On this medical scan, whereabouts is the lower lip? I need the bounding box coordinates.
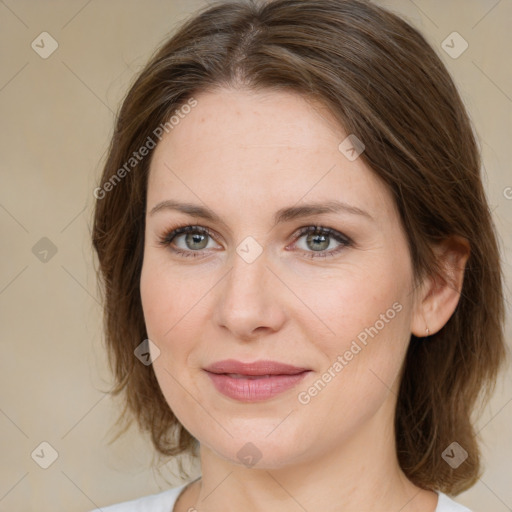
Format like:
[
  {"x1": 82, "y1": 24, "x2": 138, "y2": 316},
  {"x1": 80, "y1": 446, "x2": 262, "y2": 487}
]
[{"x1": 205, "y1": 371, "x2": 310, "y2": 402}]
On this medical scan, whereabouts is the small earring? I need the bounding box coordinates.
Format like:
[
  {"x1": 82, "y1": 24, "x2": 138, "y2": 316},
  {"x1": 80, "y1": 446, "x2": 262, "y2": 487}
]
[{"x1": 425, "y1": 327, "x2": 430, "y2": 337}]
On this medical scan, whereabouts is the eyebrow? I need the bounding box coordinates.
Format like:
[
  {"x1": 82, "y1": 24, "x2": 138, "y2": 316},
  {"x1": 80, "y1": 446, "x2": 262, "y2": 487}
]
[{"x1": 149, "y1": 199, "x2": 373, "y2": 226}]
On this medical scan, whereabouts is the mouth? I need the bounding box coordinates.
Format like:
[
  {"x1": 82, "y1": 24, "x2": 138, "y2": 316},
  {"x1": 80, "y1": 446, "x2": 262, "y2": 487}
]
[
  {"x1": 204, "y1": 359, "x2": 310, "y2": 376},
  {"x1": 223, "y1": 373, "x2": 279, "y2": 379},
  {"x1": 203, "y1": 359, "x2": 311, "y2": 402}
]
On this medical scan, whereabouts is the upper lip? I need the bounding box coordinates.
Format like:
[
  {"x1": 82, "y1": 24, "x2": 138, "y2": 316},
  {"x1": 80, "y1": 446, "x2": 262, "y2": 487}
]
[{"x1": 204, "y1": 359, "x2": 310, "y2": 376}]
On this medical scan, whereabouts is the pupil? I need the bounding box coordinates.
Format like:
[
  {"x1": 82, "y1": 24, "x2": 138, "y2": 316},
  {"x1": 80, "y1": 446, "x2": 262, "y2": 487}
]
[
  {"x1": 307, "y1": 233, "x2": 329, "y2": 251},
  {"x1": 186, "y1": 232, "x2": 208, "y2": 250}
]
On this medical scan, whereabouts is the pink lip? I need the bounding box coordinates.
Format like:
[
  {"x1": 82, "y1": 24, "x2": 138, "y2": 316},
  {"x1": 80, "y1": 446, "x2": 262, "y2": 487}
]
[{"x1": 203, "y1": 359, "x2": 311, "y2": 402}]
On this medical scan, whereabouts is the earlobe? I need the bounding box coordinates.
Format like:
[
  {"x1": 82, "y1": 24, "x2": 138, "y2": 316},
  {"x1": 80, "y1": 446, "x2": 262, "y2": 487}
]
[{"x1": 410, "y1": 236, "x2": 470, "y2": 338}]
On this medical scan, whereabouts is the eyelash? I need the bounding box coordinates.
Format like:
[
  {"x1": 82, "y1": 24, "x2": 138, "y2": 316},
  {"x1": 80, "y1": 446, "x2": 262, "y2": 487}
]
[{"x1": 157, "y1": 224, "x2": 353, "y2": 260}]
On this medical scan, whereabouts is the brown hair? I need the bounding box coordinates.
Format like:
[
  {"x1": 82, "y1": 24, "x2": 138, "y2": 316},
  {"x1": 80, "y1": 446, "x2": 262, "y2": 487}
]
[{"x1": 92, "y1": 0, "x2": 507, "y2": 494}]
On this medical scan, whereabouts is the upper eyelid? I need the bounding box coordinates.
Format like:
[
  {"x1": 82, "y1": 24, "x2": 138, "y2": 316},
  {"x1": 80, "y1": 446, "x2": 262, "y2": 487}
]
[{"x1": 167, "y1": 225, "x2": 220, "y2": 241}]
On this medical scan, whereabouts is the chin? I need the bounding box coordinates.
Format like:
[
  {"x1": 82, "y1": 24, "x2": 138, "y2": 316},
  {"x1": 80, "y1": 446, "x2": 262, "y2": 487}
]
[{"x1": 200, "y1": 423, "x2": 314, "y2": 470}]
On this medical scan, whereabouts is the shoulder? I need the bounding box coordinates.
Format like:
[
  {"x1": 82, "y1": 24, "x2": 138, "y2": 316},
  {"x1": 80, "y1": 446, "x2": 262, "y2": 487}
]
[
  {"x1": 436, "y1": 492, "x2": 473, "y2": 512},
  {"x1": 87, "y1": 482, "x2": 188, "y2": 512}
]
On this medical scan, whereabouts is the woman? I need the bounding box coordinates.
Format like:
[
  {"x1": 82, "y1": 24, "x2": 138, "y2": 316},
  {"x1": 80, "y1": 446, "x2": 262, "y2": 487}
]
[{"x1": 90, "y1": 0, "x2": 507, "y2": 510}]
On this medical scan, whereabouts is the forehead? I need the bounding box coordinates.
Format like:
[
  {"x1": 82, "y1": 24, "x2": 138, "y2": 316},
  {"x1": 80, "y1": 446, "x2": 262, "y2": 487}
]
[
  {"x1": 147, "y1": 87, "x2": 396, "y2": 226},
  {"x1": 152, "y1": 87, "x2": 344, "y2": 168}
]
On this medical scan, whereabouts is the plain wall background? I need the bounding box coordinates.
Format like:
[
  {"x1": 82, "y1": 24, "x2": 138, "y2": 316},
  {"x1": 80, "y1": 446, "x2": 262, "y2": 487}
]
[{"x1": 1, "y1": 1, "x2": 511, "y2": 510}]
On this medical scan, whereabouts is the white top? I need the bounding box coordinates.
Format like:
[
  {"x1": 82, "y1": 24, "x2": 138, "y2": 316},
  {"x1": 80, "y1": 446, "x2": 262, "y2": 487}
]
[{"x1": 89, "y1": 481, "x2": 473, "y2": 512}]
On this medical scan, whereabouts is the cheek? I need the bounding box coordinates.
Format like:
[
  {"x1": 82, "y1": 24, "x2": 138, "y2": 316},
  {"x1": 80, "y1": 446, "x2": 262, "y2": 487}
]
[
  {"x1": 294, "y1": 312, "x2": 410, "y2": 452},
  {"x1": 294, "y1": 257, "x2": 412, "y2": 410},
  {"x1": 140, "y1": 261, "x2": 205, "y2": 433},
  {"x1": 140, "y1": 256, "x2": 214, "y2": 396},
  {"x1": 297, "y1": 257, "x2": 408, "y2": 351},
  {"x1": 140, "y1": 270, "x2": 168, "y2": 345},
  {"x1": 140, "y1": 253, "x2": 207, "y2": 342}
]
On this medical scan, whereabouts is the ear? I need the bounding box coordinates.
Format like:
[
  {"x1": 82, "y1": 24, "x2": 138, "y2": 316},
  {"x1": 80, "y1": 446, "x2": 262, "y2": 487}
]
[{"x1": 410, "y1": 235, "x2": 470, "y2": 338}]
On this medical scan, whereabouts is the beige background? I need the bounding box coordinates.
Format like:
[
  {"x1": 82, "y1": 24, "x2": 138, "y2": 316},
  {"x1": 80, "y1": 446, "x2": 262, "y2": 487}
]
[{"x1": 0, "y1": 1, "x2": 511, "y2": 510}]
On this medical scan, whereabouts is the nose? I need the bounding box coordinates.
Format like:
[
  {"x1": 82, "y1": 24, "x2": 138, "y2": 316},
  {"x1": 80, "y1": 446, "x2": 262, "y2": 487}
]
[{"x1": 212, "y1": 247, "x2": 287, "y2": 341}]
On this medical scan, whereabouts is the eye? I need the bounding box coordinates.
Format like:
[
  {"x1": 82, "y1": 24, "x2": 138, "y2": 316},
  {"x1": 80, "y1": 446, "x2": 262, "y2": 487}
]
[
  {"x1": 290, "y1": 226, "x2": 352, "y2": 259},
  {"x1": 158, "y1": 225, "x2": 220, "y2": 258},
  {"x1": 158, "y1": 224, "x2": 352, "y2": 259}
]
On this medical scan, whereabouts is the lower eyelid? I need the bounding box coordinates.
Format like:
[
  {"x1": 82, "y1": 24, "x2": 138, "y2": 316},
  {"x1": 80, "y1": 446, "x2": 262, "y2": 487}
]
[{"x1": 290, "y1": 238, "x2": 349, "y2": 258}]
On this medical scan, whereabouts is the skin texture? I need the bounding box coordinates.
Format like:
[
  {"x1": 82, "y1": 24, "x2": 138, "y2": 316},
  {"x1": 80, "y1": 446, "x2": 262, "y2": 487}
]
[{"x1": 140, "y1": 88, "x2": 469, "y2": 512}]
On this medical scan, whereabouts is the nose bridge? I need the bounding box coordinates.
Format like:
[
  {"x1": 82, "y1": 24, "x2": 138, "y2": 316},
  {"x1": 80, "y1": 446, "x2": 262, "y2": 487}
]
[
  {"x1": 213, "y1": 243, "x2": 285, "y2": 337},
  {"x1": 224, "y1": 246, "x2": 270, "y2": 307}
]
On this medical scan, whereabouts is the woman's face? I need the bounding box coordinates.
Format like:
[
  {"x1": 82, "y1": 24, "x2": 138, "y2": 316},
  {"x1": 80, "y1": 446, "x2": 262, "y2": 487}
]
[{"x1": 141, "y1": 87, "x2": 421, "y2": 468}]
